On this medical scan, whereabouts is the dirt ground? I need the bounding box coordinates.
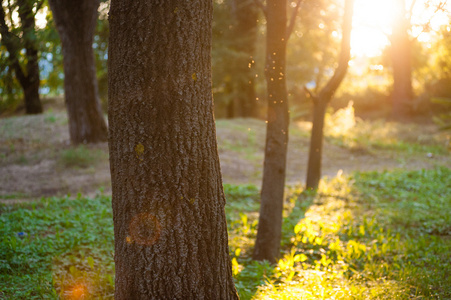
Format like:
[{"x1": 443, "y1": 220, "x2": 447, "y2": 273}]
[{"x1": 1, "y1": 106, "x2": 450, "y2": 203}]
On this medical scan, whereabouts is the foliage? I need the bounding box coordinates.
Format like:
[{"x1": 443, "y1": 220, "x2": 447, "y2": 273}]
[
  {"x1": 0, "y1": 0, "x2": 44, "y2": 113},
  {"x1": 431, "y1": 97, "x2": 451, "y2": 130},
  {"x1": 0, "y1": 194, "x2": 114, "y2": 299},
  {"x1": 321, "y1": 101, "x2": 449, "y2": 155}
]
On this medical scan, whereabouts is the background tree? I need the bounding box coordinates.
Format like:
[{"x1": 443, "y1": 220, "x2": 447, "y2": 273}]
[
  {"x1": 229, "y1": 0, "x2": 259, "y2": 118},
  {"x1": 212, "y1": 0, "x2": 263, "y2": 118},
  {"x1": 108, "y1": 0, "x2": 239, "y2": 298},
  {"x1": 253, "y1": 0, "x2": 301, "y2": 263},
  {"x1": 305, "y1": 0, "x2": 354, "y2": 190},
  {"x1": 389, "y1": 0, "x2": 449, "y2": 119},
  {"x1": 0, "y1": 0, "x2": 43, "y2": 114},
  {"x1": 48, "y1": 0, "x2": 107, "y2": 144},
  {"x1": 390, "y1": 0, "x2": 413, "y2": 118}
]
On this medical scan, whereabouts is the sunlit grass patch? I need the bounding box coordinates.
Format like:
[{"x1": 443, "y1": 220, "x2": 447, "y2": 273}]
[
  {"x1": 225, "y1": 184, "x2": 260, "y2": 258},
  {"x1": 248, "y1": 167, "x2": 451, "y2": 299},
  {"x1": 322, "y1": 102, "x2": 449, "y2": 155}
]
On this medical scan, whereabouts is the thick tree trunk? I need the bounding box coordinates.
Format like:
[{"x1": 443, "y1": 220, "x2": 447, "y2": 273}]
[
  {"x1": 253, "y1": 0, "x2": 289, "y2": 263},
  {"x1": 108, "y1": 1, "x2": 238, "y2": 298},
  {"x1": 305, "y1": 99, "x2": 327, "y2": 190},
  {"x1": 231, "y1": 0, "x2": 258, "y2": 118},
  {"x1": 49, "y1": 0, "x2": 107, "y2": 144},
  {"x1": 0, "y1": 0, "x2": 43, "y2": 114},
  {"x1": 391, "y1": 0, "x2": 413, "y2": 119}
]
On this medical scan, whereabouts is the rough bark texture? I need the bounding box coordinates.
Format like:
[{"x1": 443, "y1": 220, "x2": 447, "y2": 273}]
[
  {"x1": 49, "y1": 0, "x2": 107, "y2": 144},
  {"x1": 305, "y1": 99, "x2": 327, "y2": 190},
  {"x1": 390, "y1": 0, "x2": 413, "y2": 119},
  {"x1": 230, "y1": 0, "x2": 258, "y2": 118},
  {"x1": 253, "y1": 0, "x2": 289, "y2": 263},
  {"x1": 305, "y1": 0, "x2": 354, "y2": 190},
  {"x1": 108, "y1": 1, "x2": 239, "y2": 299},
  {"x1": 0, "y1": 0, "x2": 43, "y2": 114}
]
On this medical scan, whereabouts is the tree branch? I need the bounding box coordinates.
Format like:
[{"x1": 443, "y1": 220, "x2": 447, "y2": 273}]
[
  {"x1": 319, "y1": 0, "x2": 354, "y2": 100},
  {"x1": 304, "y1": 86, "x2": 318, "y2": 103},
  {"x1": 407, "y1": 0, "x2": 417, "y2": 22},
  {"x1": 35, "y1": 0, "x2": 45, "y2": 12},
  {"x1": 286, "y1": 0, "x2": 303, "y2": 40},
  {"x1": 253, "y1": 0, "x2": 267, "y2": 18},
  {"x1": 411, "y1": 1, "x2": 448, "y2": 40},
  {"x1": 0, "y1": 4, "x2": 27, "y2": 86}
]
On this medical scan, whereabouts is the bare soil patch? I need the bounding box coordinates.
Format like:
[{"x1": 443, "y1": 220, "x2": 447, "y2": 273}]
[{"x1": 1, "y1": 112, "x2": 450, "y2": 203}]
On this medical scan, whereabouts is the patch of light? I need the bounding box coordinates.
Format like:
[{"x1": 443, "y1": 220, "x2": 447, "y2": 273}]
[
  {"x1": 351, "y1": 0, "x2": 451, "y2": 58},
  {"x1": 351, "y1": 27, "x2": 389, "y2": 57},
  {"x1": 35, "y1": 6, "x2": 48, "y2": 29}
]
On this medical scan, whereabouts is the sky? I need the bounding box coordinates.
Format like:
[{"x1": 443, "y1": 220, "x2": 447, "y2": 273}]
[{"x1": 351, "y1": 0, "x2": 450, "y2": 57}]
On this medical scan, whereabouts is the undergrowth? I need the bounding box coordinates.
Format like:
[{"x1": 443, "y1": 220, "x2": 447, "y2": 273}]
[{"x1": 1, "y1": 167, "x2": 450, "y2": 299}]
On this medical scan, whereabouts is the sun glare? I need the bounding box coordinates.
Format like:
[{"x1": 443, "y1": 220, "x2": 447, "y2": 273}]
[{"x1": 350, "y1": 0, "x2": 451, "y2": 57}]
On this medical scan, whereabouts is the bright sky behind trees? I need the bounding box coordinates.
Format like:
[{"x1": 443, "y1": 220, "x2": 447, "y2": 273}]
[{"x1": 351, "y1": 0, "x2": 450, "y2": 57}]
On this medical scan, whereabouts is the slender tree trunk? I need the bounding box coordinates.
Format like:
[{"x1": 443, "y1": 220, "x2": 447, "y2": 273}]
[
  {"x1": 18, "y1": 0, "x2": 42, "y2": 114},
  {"x1": 108, "y1": 1, "x2": 238, "y2": 298},
  {"x1": 231, "y1": 0, "x2": 258, "y2": 118},
  {"x1": 49, "y1": 0, "x2": 107, "y2": 144},
  {"x1": 390, "y1": 0, "x2": 413, "y2": 119},
  {"x1": 0, "y1": 0, "x2": 43, "y2": 114},
  {"x1": 305, "y1": 98, "x2": 327, "y2": 190},
  {"x1": 253, "y1": 0, "x2": 289, "y2": 263},
  {"x1": 305, "y1": 0, "x2": 354, "y2": 190},
  {"x1": 22, "y1": 68, "x2": 41, "y2": 114}
]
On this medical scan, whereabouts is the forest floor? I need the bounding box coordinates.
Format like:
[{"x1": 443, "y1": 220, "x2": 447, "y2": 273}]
[
  {"x1": 0, "y1": 101, "x2": 450, "y2": 203},
  {"x1": 1, "y1": 102, "x2": 451, "y2": 299}
]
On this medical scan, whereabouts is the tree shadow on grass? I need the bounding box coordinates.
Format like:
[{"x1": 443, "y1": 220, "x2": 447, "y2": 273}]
[{"x1": 233, "y1": 188, "x2": 316, "y2": 300}]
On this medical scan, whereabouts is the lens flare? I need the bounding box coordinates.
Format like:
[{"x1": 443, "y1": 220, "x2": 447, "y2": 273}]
[{"x1": 128, "y1": 213, "x2": 161, "y2": 246}]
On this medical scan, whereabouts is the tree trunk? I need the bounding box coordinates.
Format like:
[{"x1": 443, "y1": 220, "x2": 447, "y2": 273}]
[
  {"x1": 22, "y1": 68, "x2": 42, "y2": 114},
  {"x1": 49, "y1": 0, "x2": 107, "y2": 144},
  {"x1": 305, "y1": 0, "x2": 354, "y2": 190},
  {"x1": 305, "y1": 99, "x2": 327, "y2": 190},
  {"x1": 18, "y1": 0, "x2": 42, "y2": 114},
  {"x1": 231, "y1": 0, "x2": 258, "y2": 118},
  {"x1": 253, "y1": 0, "x2": 289, "y2": 263},
  {"x1": 0, "y1": 0, "x2": 43, "y2": 114},
  {"x1": 390, "y1": 0, "x2": 413, "y2": 119},
  {"x1": 108, "y1": 1, "x2": 239, "y2": 298}
]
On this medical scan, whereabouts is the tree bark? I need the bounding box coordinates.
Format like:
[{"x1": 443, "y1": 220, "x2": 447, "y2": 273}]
[
  {"x1": 108, "y1": 1, "x2": 238, "y2": 299},
  {"x1": 49, "y1": 0, "x2": 107, "y2": 144},
  {"x1": 17, "y1": 0, "x2": 42, "y2": 114},
  {"x1": 390, "y1": 0, "x2": 413, "y2": 119},
  {"x1": 231, "y1": 0, "x2": 258, "y2": 118},
  {"x1": 253, "y1": 0, "x2": 289, "y2": 263},
  {"x1": 305, "y1": 0, "x2": 354, "y2": 190},
  {"x1": 305, "y1": 98, "x2": 327, "y2": 190},
  {"x1": 0, "y1": 0, "x2": 43, "y2": 114}
]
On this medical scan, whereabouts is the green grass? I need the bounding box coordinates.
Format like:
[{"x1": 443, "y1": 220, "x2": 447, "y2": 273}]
[
  {"x1": 58, "y1": 145, "x2": 106, "y2": 169},
  {"x1": 1, "y1": 168, "x2": 450, "y2": 299},
  {"x1": 0, "y1": 194, "x2": 114, "y2": 299}
]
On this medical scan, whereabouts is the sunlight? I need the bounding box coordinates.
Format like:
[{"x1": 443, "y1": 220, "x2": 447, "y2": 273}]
[
  {"x1": 351, "y1": 0, "x2": 451, "y2": 57},
  {"x1": 35, "y1": 6, "x2": 48, "y2": 29},
  {"x1": 64, "y1": 282, "x2": 88, "y2": 300},
  {"x1": 325, "y1": 101, "x2": 356, "y2": 139},
  {"x1": 351, "y1": 0, "x2": 397, "y2": 57}
]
